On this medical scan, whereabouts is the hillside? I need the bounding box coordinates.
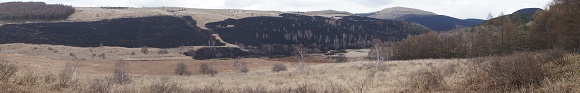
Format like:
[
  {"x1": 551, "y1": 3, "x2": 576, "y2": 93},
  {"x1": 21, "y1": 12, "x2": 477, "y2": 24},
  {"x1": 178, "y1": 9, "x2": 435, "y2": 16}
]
[
  {"x1": 403, "y1": 15, "x2": 483, "y2": 31},
  {"x1": 0, "y1": 16, "x2": 223, "y2": 48},
  {"x1": 0, "y1": 6, "x2": 432, "y2": 58},
  {"x1": 207, "y1": 13, "x2": 431, "y2": 55},
  {"x1": 482, "y1": 8, "x2": 544, "y2": 28}
]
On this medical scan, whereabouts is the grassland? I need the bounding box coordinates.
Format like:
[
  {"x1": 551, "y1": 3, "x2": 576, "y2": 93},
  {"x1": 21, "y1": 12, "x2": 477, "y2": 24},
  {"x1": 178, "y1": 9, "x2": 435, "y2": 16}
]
[{"x1": 0, "y1": 44, "x2": 578, "y2": 93}]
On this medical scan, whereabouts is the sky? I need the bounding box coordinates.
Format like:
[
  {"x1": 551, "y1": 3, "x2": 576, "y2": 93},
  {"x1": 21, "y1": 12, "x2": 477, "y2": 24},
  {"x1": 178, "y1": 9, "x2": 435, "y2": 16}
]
[{"x1": 1, "y1": 0, "x2": 552, "y2": 19}]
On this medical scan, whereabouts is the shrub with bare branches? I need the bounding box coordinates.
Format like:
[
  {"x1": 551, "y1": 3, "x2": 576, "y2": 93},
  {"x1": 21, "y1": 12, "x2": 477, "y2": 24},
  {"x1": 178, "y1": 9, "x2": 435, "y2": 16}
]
[
  {"x1": 233, "y1": 58, "x2": 249, "y2": 73},
  {"x1": 113, "y1": 61, "x2": 131, "y2": 84},
  {"x1": 462, "y1": 49, "x2": 568, "y2": 91},
  {"x1": 145, "y1": 78, "x2": 186, "y2": 93},
  {"x1": 199, "y1": 63, "x2": 218, "y2": 76},
  {"x1": 0, "y1": 61, "x2": 17, "y2": 82},
  {"x1": 58, "y1": 61, "x2": 78, "y2": 88},
  {"x1": 175, "y1": 63, "x2": 191, "y2": 76},
  {"x1": 141, "y1": 46, "x2": 149, "y2": 54},
  {"x1": 86, "y1": 79, "x2": 113, "y2": 93},
  {"x1": 271, "y1": 64, "x2": 287, "y2": 73}
]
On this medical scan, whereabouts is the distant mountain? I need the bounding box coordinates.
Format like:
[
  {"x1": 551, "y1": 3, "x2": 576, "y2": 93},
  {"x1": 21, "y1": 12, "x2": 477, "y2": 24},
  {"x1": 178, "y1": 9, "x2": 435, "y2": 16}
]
[
  {"x1": 359, "y1": 7, "x2": 484, "y2": 31},
  {"x1": 359, "y1": 7, "x2": 437, "y2": 20}
]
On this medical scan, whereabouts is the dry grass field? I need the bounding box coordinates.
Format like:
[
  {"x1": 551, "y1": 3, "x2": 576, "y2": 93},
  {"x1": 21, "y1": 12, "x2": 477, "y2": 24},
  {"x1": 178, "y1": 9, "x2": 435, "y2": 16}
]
[{"x1": 0, "y1": 43, "x2": 578, "y2": 93}]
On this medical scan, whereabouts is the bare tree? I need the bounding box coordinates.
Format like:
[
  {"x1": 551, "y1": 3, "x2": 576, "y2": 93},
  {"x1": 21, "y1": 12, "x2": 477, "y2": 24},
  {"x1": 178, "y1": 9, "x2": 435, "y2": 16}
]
[
  {"x1": 233, "y1": 57, "x2": 249, "y2": 74},
  {"x1": 199, "y1": 63, "x2": 210, "y2": 74},
  {"x1": 175, "y1": 63, "x2": 191, "y2": 76},
  {"x1": 370, "y1": 38, "x2": 385, "y2": 69},
  {"x1": 59, "y1": 61, "x2": 78, "y2": 87},
  {"x1": 113, "y1": 61, "x2": 131, "y2": 84},
  {"x1": 293, "y1": 44, "x2": 308, "y2": 76}
]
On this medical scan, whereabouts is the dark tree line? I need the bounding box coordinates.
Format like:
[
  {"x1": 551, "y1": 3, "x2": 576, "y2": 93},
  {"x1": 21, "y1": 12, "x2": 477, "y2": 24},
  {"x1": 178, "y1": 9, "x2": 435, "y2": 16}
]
[{"x1": 0, "y1": 2, "x2": 75, "y2": 21}]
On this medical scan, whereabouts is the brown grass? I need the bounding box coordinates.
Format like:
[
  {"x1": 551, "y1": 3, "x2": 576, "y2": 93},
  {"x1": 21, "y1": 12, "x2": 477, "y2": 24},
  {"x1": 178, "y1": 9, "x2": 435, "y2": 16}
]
[{"x1": 0, "y1": 44, "x2": 578, "y2": 93}]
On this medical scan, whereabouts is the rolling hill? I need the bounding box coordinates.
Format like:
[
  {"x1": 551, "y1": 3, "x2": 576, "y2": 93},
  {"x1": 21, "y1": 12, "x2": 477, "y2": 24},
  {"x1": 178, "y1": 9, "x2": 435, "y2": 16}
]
[{"x1": 359, "y1": 7, "x2": 485, "y2": 31}]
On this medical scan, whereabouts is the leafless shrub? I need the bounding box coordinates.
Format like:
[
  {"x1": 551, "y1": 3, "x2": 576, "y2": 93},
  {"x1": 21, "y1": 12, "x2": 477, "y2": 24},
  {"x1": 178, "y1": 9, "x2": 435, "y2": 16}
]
[
  {"x1": 158, "y1": 49, "x2": 169, "y2": 54},
  {"x1": 234, "y1": 58, "x2": 249, "y2": 73},
  {"x1": 239, "y1": 84, "x2": 267, "y2": 93},
  {"x1": 99, "y1": 53, "x2": 106, "y2": 59},
  {"x1": 462, "y1": 49, "x2": 568, "y2": 91},
  {"x1": 174, "y1": 63, "x2": 191, "y2": 76},
  {"x1": 199, "y1": 63, "x2": 218, "y2": 76},
  {"x1": 13, "y1": 72, "x2": 44, "y2": 86},
  {"x1": 349, "y1": 70, "x2": 375, "y2": 93},
  {"x1": 294, "y1": 82, "x2": 317, "y2": 93},
  {"x1": 113, "y1": 61, "x2": 131, "y2": 84},
  {"x1": 145, "y1": 78, "x2": 185, "y2": 93},
  {"x1": 325, "y1": 79, "x2": 349, "y2": 93},
  {"x1": 191, "y1": 81, "x2": 226, "y2": 93},
  {"x1": 141, "y1": 46, "x2": 149, "y2": 54},
  {"x1": 86, "y1": 79, "x2": 113, "y2": 93},
  {"x1": 58, "y1": 61, "x2": 78, "y2": 88},
  {"x1": 0, "y1": 61, "x2": 18, "y2": 82},
  {"x1": 271, "y1": 64, "x2": 287, "y2": 73},
  {"x1": 406, "y1": 69, "x2": 447, "y2": 92},
  {"x1": 199, "y1": 63, "x2": 209, "y2": 74}
]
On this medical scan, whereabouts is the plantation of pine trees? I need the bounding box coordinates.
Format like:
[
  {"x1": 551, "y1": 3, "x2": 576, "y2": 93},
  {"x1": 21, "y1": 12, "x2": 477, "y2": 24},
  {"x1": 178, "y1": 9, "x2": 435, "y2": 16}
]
[{"x1": 0, "y1": 2, "x2": 75, "y2": 21}]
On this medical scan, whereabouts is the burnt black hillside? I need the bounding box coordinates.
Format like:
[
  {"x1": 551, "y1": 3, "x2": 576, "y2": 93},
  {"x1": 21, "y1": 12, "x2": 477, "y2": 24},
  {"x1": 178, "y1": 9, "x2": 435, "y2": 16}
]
[
  {"x1": 0, "y1": 16, "x2": 223, "y2": 48},
  {"x1": 207, "y1": 13, "x2": 431, "y2": 52}
]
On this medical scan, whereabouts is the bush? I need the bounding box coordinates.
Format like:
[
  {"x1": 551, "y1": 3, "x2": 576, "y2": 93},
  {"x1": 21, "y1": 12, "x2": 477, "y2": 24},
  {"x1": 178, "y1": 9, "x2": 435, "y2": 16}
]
[
  {"x1": 58, "y1": 61, "x2": 78, "y2": 88},
  {"x1": 234, "y1": 58, "x2": 249, "y2": 73},
  {"x1": 158, "y1": 49, "x2": 169, "y2": 54},
  {"x1": 463, "y1": 49, "x2": 568, "y2": 91},
  {"x1": 199, "y1": 63, "x2": 218, "y2": 76},
  {"x1": 271, "y1": 64, "x2": 287, "y2": 73},
  {"x1": 113, "y1": 61, "x2": 131, "y2": 84},
  {"x1": 0, "y1": 61, "x2": 18, "y2": 82},
  {"x1": 86, "y1": 79, "x2": 113, "y2": 93},
  {"x1": 174, "y1": 63, "x2": 191, "y2": 76},
  {"x1": 141, "y1": 46, "x2": 149, "y2": 54},
  {"x1": 145, "y1": 78, "x2": 185, "y2": 93},
  {"x1": 407, "y1": 69, "x2": 447, "y2": 92}
]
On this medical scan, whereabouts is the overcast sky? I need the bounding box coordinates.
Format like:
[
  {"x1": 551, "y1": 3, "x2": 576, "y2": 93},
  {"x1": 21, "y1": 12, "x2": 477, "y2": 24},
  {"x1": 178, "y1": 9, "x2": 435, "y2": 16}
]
[{"x1": 1, "y1": 0, "x2": 551, "y2": 19}]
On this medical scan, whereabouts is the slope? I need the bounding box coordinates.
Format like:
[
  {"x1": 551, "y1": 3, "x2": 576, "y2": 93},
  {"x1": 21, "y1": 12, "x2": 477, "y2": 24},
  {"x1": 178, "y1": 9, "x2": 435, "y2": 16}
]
[{"x1": 0, "y1": 16, "x2": 223, "y2": 48}]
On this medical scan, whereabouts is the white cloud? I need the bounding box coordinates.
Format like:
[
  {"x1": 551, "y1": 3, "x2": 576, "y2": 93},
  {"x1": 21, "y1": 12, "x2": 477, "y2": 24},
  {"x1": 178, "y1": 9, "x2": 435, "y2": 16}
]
[{"x1": 1, "y1": 0, "x2": 552, "y2": 19}]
